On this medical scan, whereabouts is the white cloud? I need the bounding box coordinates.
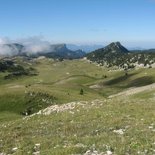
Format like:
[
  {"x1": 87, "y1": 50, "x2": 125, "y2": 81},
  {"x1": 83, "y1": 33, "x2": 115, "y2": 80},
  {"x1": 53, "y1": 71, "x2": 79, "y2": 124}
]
[
  {"x1": 0, "y1": 37, "x2": 14, "y2": 56},
  {"x1": 0, "y1": 36, "x2": 52, "y2": 55},
  {"x1": 0, "y1": 37, "x2": 12, "y2": 45},
  {"x1": 18, "y1": 36, "x2": 51, "y2": 53}
]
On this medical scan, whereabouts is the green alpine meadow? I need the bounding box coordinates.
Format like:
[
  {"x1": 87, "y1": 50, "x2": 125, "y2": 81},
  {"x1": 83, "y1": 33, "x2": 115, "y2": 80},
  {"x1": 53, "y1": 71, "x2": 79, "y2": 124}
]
[
  {"x1": 0, "y1": 53, "x2": 155, "y2": 154},
  {"x1": 0, "y1": 0, "x2": 155, "y2": 154}
]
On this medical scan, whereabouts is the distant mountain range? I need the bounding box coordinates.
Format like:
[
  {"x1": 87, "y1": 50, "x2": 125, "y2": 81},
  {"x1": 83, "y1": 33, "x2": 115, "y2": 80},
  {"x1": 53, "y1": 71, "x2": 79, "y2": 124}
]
[
  {"x1": 0, "y1": 43, "x2": 85, "y2": 59},
  {"x1": 1, "y1": 42, "x2": 155, "y2": 67},
  {"x1": 67, "y1": 44, "x2": 104, "y2": 53},
  {"x1": 130, "y1": 49, "x2": 155, "y2": 53},
  {"x1": 87, "y1": 42, "x2": 155, "y2": 68},
  {"x1": 28, "y1": 44, "x2": 86, "y2": 59}
]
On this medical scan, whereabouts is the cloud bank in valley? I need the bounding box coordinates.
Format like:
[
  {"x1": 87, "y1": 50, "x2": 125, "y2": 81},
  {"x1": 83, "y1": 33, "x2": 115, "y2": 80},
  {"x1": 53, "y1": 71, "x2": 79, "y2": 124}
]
[
  {"x1": 0, "y1": 37, "x2": 15, "y2": 56},
  {"x1": 0, "y1": 36, "x2": 52, "y2": 56},
  {"x1": 18, "y1": 36, "x2": 51, "y2": 54}
]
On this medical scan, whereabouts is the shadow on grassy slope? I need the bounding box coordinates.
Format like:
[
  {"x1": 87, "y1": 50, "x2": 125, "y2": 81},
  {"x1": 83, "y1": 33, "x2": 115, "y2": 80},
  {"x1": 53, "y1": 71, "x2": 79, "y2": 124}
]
[
  {"x1": 127, "y1": 76, "x2": 155, "y2": 87},
  {"x1": 104, "y1": 72, "x2": 155, "y2": 88},
  {"x1": 104, "y1": 73, "x2": 137, "y2": 86}
]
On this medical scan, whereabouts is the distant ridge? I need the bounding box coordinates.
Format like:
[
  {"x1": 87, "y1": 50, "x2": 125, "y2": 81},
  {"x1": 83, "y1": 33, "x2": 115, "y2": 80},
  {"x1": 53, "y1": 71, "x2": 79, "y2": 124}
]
[
  {"x1": 37, "y1": 44, "x2": 85, "y2": 59},
  {"x1": 67, "y1": 44, "x2": 104, "y2": 53},
  {"x1": 0, "y1": 43, "x2": 85, "y2": 59}
]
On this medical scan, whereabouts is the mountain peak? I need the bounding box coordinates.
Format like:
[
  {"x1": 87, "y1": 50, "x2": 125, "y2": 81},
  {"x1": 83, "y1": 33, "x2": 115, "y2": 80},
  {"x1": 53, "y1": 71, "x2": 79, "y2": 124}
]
[
  {"x1": 86, "y1": 41, "x2": 130, "y2": 67},
  {"x1": 109, "y1": 41, "x2": 121, "y2": 46},
  {"x1": 104, "y1": 42, "x2": 129, "y2": 54}
]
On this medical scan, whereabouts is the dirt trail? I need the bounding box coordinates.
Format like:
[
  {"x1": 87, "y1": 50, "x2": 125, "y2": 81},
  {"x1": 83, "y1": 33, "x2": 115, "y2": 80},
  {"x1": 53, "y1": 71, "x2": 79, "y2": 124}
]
[
  {"x1": 8, "y1": 85, "x2": 24, "y2": 89},
  {"x1": 109, "y1": 83, "x2": 155, "y2": 98},
  {"x1": 54, "y1": 77, "x2": 77, "y2": 85}
]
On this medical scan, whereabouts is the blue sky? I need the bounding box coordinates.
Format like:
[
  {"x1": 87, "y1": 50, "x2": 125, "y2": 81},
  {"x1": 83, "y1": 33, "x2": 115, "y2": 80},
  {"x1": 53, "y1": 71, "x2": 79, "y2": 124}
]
[{"x1": 0, "y1": 0, "x2": 155, "y2": 47}]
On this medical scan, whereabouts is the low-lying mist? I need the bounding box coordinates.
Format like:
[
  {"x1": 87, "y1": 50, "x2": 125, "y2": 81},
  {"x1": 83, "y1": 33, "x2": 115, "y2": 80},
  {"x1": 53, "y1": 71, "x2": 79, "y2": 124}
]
[{"x1": 0, "y1": 36, "x2": 52, "y2": 56}]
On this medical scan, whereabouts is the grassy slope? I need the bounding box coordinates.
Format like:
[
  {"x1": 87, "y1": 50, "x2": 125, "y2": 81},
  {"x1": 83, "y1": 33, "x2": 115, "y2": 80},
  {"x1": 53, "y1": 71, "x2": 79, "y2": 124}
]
[
  {"x1": 0, "y1": 98, "x2": 155, "y2": 155},
  {"x1": 0, "y1": 58, "x2": 109, "y2": 119},
  {"x1": 0, "y1": 58, "x2": 155, "y2": 154}
]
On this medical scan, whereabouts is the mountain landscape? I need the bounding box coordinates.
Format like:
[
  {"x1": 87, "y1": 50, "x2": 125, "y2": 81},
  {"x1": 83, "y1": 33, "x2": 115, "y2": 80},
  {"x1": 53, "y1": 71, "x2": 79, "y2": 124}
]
[
  {"x1": 1, "y1": 0, "x2": 155, "y2": 154},
  {"x1": 2, "y1": 41, "x2": 155, "y2": 69},
  {"x1": 0, "y1": 41, "x2": 155, "y2": 154}
]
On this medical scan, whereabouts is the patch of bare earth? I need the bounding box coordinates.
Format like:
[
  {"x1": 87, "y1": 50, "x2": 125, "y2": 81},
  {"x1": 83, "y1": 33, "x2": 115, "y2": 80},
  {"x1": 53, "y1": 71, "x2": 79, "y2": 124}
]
[{"x1": 109, "y1": 83, "x2": 155, "y2": 98}]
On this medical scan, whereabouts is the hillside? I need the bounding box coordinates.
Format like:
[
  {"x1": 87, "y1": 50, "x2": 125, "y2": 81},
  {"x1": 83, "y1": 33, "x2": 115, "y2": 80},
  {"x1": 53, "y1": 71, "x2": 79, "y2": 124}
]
[
  {"x1": 87, "y1": 42, "x2": 155, "y2": 69},
  {"x1": 0, "y1": 57, "x2": 38, "y2": 79},
  {"x1": 0, "y1": 57, "x2": 155, "y2": 154}
]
